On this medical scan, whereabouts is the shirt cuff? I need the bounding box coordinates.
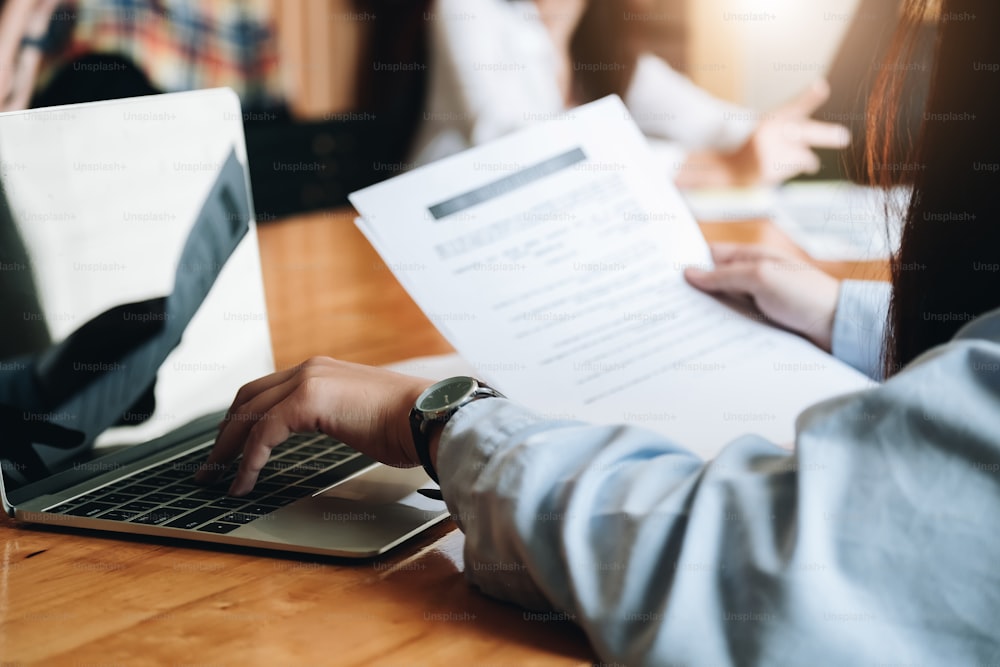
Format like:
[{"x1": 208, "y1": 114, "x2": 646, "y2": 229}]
[
  {"x1": 436, "y1": 397, "x2": 559, "y2": 514},
  {"x1": 831, "y1": 280, "x2": 891, "y2": 381},
  {"x1": 435, "y1": 398, "x2": 577, "y2": 609}
]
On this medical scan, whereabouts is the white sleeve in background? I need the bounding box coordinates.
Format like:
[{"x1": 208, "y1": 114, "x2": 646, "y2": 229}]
[
  {"x1": 831, "y1": 280, "x2": 891, "y2": 381},
  {"x1": 411, "y1": 0, "x2": 564, "y2": 166},
  {"x1": 625, "y1": 54, "x2": 757, "y2": 153}
]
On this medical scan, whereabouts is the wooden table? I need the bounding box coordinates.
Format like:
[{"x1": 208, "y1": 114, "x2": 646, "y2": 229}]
[{"x1": 0, "y1": 208, "x2": 887, "y2": 665}]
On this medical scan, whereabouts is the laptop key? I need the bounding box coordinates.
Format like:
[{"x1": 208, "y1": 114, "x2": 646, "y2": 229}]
[
  {"x1": 99, "y1": 510, "x2": 141, "y2": 522},
  {"x1": 164, "y1": 506, "x2": 230, "y2": 530},
  {"x1": 299, "y1": 453, "x2": 372, "y2": 490},
  {"x1": 119, "y1": 501, "x2": 158, "y2": 512},
  {"x1": 66, "y1": 502, "x2": 116, "y2": 518},
  {"x1": 47, "y1": 502, "x2": 77, "y2": 514},
  {"x1": 266, "y1": 474, "x2": 301, "y2": 486},
  {"x1": 208, "y1": 498, "x2": 245, "y2": 509},
  {"x1": 188, "y1": 489, "x2": 226, "y2": 501},
  {"x1": 120, "y1": 484, "x2": 158, "y2": 496},
  {"x1": 97, "y1": 481, "x2": 133, "y2": 492},
  {"x1": 197, "y1": 522, "x2": 241, "y2": 534},
  {"x1": 142, "y1": 476, "x2": 183, "y2": 488},
  {"x1": 161, "y1": 482, "x2": 202, "y2": 496},
  {"x1": 240, "y1": 503, "x2": 280, "y2": 516},
  {"x1": 220, "y1": 512, "x2": 259, "y2": 524},
  {"x1": 143, "y1": 493, "x2": 177, "y2": 504},
  {"x1": 131, "y1": 507, "x2": 189, "y2": 525},
  {"x1": 168, "y1": 498, "x2": 206, "y2": 509},
  {"x1": 96, "y1": 493, "x2": 139, "y2": 504},
  {"x1": 252, "y1": 482, "x2": 285, "y2": 494}
]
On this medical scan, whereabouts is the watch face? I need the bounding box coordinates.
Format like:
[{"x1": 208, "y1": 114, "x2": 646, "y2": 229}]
[{"x1": 419, "y1": 376, "x2": 477, "y2": 412}]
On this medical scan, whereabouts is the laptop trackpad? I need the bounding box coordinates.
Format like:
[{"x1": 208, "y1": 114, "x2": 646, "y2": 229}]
[
  {"x1": 318, "y1": 464, "x2": 435, "y2": 504},
  {"x1": 231, "y1": 465, "x2": 448, "y2": 556}
]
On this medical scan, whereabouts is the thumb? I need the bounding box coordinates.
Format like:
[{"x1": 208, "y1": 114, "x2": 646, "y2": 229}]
[{"x1": 684, "y1": 264, "x2": 762, "y2": 297}]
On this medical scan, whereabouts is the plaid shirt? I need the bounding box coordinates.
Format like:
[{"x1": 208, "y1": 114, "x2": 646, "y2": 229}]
[{"x1": 39, "y1": 0, "x2": 283, "y2": 107}]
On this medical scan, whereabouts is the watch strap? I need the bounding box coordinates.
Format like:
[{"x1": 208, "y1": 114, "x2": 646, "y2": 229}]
[
  {"x1": 409, "y1": 405, "x2": 440, "y2": 484},
  {"x1": 409, "y1": 382, "x2": 504, "y2": 495}
]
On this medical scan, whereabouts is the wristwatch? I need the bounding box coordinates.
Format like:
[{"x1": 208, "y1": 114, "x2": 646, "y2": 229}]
[{"x1": 409, "y1": 376, "x2": 504, "y2": 485}]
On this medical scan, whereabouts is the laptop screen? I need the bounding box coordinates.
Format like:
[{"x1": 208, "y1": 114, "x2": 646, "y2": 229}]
[{"x1": 0, "y1": 90, "x2": 274, "y2": 500}]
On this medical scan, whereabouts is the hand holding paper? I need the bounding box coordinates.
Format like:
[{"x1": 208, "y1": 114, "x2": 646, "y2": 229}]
[{"x1": 350, "y1": 96, "x2": 872, "y2": 458}]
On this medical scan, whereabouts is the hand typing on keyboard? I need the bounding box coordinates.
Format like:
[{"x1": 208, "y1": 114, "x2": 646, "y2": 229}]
[{"x1": 195, "y1": 358, "x2": 435, "y2": 496}]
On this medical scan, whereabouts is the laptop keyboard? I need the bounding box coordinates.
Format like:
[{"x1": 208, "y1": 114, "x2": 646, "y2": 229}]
[{"x1": 44, "y1": 434, "x2": 369, "y2": 534}]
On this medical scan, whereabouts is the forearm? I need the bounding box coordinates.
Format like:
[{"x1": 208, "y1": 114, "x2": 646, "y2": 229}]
[{"x1": 626, "y1": 54, "x2": 756, "y2": 153}]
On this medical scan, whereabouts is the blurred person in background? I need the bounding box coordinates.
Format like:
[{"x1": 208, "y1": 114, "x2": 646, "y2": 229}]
[
  {"x1": 0, "y1": 0, "x2": 282, "y2": 110},
  {"x1": 410, "y1": 0, "x2": 852, "y2": 186}
]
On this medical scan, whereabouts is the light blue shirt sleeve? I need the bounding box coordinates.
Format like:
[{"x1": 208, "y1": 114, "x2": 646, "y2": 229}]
[
  {"x1": 436, "y1": 310, "x2": 1000, "y2": 666},
  {"x1": 830, "y1": 280, "x2": 891, "y2": 381}
]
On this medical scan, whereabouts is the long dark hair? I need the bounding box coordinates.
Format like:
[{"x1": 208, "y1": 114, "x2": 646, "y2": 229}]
[{"x1": 869, "y1": 0, "x2": 1000, "y2": 375}]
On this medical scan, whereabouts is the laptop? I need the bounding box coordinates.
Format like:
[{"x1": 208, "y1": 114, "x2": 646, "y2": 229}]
[{"x1": 0, "y1": 89, "x2": 449, "y2": 558}]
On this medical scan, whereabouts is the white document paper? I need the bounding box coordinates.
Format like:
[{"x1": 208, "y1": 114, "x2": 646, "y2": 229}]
[{"x1": 350, "y1": 96, "x2": 873, "y2": 459}]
